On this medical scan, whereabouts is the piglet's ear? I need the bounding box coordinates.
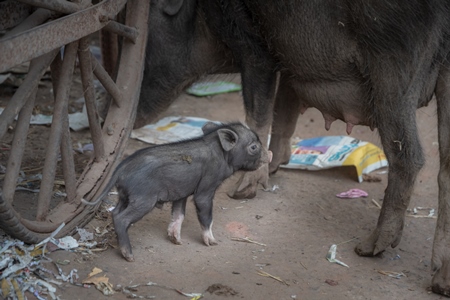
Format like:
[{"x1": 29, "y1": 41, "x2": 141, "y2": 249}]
[
  {"x1": 218, "y1": 129, "x2": 239, "y2": 151},
  {"x1": 163, "y1": 0, "x2": 184, "y2": 16},
  {"x1": 202, "y1": 122, "x2": 221, "y2": 135}
]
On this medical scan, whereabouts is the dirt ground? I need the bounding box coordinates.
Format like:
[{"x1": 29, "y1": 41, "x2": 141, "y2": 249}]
[{"x1": 1, "y1": 76, "x2": 445, "y2": 299}]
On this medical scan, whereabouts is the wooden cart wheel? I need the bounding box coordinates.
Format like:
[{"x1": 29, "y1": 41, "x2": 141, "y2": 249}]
[{"x1": 0, "y1": 0, "x2": 149, "y2": 243}]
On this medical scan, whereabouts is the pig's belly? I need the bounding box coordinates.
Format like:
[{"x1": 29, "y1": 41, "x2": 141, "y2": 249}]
[{"x1": 290, "y1": 79, "x2": 371, "y2": 134}]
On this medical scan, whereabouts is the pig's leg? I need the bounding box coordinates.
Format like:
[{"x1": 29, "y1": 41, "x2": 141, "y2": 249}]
[
  {"x1": 269, "y1": 81, "x2": 300, "y2": 174},
  {"x1": 112, "y1": 189, "x2": 128, "y2": 217},
  {"x1": 113, "y1": 195, "x2": 156, "y2": 262},
  {"x1": 431, "y1": 64, "x2": 450, "y2": 295},
  {"x1": 228, "y1": 70, "x2": 279, "y2": 199},
  {"x1": 355, "y1": 73, "x2": 425, "y2": 256},
  {"x1": 167, "y1": 198, "x2": 187, "y2": 245},
  {"x1": 193, "y1": 192, "x2": 217, "y2": 246}
]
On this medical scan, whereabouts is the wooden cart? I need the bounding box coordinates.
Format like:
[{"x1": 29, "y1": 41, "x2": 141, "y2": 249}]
[{"x1": 0, "y1": 0, "x2": 149, "y2": 243}]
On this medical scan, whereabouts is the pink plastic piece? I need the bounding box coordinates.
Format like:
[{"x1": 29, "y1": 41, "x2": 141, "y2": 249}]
[{"x1": 336, "y1": 188, "x2": 368, "y2": 199}]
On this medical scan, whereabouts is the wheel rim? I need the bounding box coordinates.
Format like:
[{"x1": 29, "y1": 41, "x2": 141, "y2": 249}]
[{"x1": 0, "y1": 0, "x2": 149, "y2": 243}]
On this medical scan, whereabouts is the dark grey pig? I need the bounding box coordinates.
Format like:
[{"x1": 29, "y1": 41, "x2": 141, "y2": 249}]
[
  {"x1": 82, "y1": 122, "x2": 270, "y2": 261},
  {"x1": 135, "y1": 0, "x2": 450, "y2": 295}
]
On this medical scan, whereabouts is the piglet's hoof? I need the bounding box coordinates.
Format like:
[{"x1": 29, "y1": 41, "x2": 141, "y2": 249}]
[
  {"x1": 227, "y1": 165, "x2": 269, "y2": 199},
  {"x1": 121, "y1": 250, "x2": 135, "y2": 262},
  {"x1": 202, "y1": 230, "x2": 218, "y2": 246},
  {"x1": 167, "y1": 224, "x2": 183, "y2": 245},
  {"x1": 168, "y1": 235, "x2": 182, "y2": 245}
]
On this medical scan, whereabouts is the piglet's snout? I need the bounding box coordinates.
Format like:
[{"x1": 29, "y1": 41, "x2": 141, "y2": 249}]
[{"x1": 260, "y1": 149, "x2": 273, "y2": 165}]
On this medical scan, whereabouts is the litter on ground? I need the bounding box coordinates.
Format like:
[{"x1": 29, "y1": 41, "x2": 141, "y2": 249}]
[
  {"x1": 186, "y1": 81, "x2": 242, "y2": 96},
  {"x1": 131, "y1": 117, "x2": 387, "y2": 182},
  {"x1": 326, "y1": 244, "x2": 349, "y2": 268},
  {"x1": 336, "y1": 188, "x2": 369, "y2": 199}
]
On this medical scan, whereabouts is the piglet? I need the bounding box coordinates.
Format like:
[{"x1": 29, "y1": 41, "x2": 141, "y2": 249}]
[{"x1": 82, "y1": 122, "x2": 270, "y2": 261}]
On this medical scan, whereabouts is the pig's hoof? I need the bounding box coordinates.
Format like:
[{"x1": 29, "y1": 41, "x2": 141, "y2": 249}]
[
  {"x1": 168, "y1": 219, "x2": 183, "y2": 245},
  {"x1": 269, "y1": 139, "x2": 291, "y2": 174},
  {"x1": 168, "y1": 235, "x2": 182, "y2": 245},
  {"x1": 227, "y1": 166, "x2": 269, "y2": 199},
  {"x1": 204, "y1": 238, "x2": 218, "y2": 246},
  {"x1": 202, "y1": 231, "x2": 218, "y2": 246},
  {"x1": 432, "y1": 259, "x2": 450, "y2": 296},
  {"x1": 121, "y1": 249, "x2": 134, "y2": 262},
  {"x1": 123, "y1": 254, "x2": 135, "y2": 262},
  {"x1": 355, "y1": 225, "x2": 403, "y2": 256}
]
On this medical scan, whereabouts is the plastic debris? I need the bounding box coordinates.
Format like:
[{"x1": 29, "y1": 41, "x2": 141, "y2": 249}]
[
  {"x1": 407, "y1": 207, "x2": 436, "y2": 218},
  {"x1": 186, "y1": 81, "x2": 242, "y2": 96},
  {"x1": 131, "y1": 116, "x2": 220, "y2": 144},
  {"x1": 336, "y1": 189, "x2": 369, "y2": 199},
  {"x1": 326, "y1": 244, "x2": 349, "y2": 268},
  {"x1": 0, "y1": 100, "x2": 97, "y2": 131},
  {"x1": 49, "y1": 236, "x2": 79, "y2": 250},
  {"x1": 281, "y1": 136, "x2": 388, "y2": 182},
  {"x1": 377, "y1": 270, "x2": 406, "y2": 279},
  {"x1": 390, "y1": 254, "x2": 401, "y2": 261},
  {"x1": 0, "y1": 224, "x2": 79, "y2": 299},
  {"x1": 74, "y1": 143, "x2": 94, "y2": 154},
  {"x1": 76, "y1": 227, "x2": 94, "y2": 243},
  {"x1": 263, "y1": 185, "x2": 280, "y2": 193}
]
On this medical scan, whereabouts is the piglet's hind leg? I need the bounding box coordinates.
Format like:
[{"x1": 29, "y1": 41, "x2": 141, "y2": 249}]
[
  {"x1": 113, "y1": 194, "x2": 156, "y2": 262},
  {"x1": 168, "y1": 198, "x2": 187, "y2": 245}
]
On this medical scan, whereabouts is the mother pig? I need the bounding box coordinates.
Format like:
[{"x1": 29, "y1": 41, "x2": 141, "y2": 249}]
[{"x1": 135, "y1": 0, "x2": 450, "y2": 295}]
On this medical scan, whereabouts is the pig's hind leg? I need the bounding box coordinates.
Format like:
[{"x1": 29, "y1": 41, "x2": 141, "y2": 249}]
[
  {"x1": 167, "y1": 198, "x2": 187, "y2": 245},
  {"x1": 355, "y1": 61, "x2": 426, "y2": 257},
  {"x1": 111, "y1": 189, "x2": 129, "y2": 217},
  {"x1": 113, "y1": 194, "x2": 157, "y2": 262}
]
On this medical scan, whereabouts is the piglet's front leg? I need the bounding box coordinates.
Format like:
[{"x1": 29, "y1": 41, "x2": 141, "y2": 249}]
[{"x1": 194, "y1": 192, "x2": 218, "y2": 246}]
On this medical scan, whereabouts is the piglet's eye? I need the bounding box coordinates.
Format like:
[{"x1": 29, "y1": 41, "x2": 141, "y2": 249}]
[{"x1": 249, "y1": 144, "x2": 259, "y2": 153}]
